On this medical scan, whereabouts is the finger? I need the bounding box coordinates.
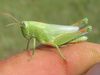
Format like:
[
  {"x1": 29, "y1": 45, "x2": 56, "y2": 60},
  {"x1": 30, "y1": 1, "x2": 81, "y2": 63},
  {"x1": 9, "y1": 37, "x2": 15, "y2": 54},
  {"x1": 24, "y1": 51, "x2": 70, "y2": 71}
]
[
  {"x1": 62, "y1": 42, "x2": 100, "y2": 75},
  {"x1": 0, "y1": 42, "x2": 100, "y2": 75},
  {"x1": 85, "y1": 62, "x2": 100, "y2": 75}
]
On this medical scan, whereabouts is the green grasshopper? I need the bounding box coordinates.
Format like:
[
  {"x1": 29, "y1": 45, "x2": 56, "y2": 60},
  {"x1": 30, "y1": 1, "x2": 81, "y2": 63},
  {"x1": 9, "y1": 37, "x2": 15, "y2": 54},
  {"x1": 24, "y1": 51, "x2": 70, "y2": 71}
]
[{"x1": 4, "y1": 13, "x2": 92, "y2": 62}]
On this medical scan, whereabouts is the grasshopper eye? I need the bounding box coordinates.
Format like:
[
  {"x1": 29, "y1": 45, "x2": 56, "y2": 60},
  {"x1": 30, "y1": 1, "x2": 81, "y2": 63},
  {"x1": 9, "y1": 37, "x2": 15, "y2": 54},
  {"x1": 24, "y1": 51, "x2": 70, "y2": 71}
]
[{"x1": 23, "y1": 22, "x2": 26, "y2": 28}]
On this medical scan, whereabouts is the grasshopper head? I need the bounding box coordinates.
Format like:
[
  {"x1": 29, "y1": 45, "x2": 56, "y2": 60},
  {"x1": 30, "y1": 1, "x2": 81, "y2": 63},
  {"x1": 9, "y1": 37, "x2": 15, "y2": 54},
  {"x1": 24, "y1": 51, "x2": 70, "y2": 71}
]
[
  {"x1": 20, "y1": 21, "x2": 31, "y2": 40},
  {"x1": 3, "y1": 13, "x2": 31, "y2": 40}
]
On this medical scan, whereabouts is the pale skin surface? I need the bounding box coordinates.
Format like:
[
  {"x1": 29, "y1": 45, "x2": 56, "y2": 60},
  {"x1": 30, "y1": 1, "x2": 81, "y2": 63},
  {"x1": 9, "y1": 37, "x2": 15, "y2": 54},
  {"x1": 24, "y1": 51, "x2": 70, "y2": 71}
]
[{"x1": 0, "y1": 42, "x2": 100, "y2": 75}]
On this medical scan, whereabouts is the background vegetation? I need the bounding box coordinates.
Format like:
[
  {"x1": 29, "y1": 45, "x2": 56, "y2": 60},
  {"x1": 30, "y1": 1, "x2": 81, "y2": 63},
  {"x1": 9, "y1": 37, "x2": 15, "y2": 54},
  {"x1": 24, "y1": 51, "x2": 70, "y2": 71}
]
[{"x1": 0, "y1": 0, "x2": 100, "y2": 59}]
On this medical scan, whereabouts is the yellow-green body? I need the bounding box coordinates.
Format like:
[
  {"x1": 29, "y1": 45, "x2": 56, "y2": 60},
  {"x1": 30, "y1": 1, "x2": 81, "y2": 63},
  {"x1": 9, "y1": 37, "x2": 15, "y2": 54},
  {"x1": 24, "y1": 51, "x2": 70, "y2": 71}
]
[
  {"x1": 20, "y1": 18, "x2": 92, "y2": 62},
  {"x1": 4, "y1": 13, "x2": 92, "y2": 62}
]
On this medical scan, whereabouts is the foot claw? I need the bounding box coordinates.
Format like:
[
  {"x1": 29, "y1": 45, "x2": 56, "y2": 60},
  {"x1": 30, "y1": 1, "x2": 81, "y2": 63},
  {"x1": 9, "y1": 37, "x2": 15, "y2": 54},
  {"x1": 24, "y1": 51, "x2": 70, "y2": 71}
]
[{"x1": 28, "y1": 55, "x2": 34, "y2": 61}]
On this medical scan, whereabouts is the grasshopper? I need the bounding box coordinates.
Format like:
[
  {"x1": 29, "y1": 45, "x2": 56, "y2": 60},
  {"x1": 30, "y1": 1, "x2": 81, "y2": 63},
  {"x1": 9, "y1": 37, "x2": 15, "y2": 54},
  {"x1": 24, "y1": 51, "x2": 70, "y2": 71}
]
[{"x1": 4, "y1": 13, "x2": 92, "y2": 62}]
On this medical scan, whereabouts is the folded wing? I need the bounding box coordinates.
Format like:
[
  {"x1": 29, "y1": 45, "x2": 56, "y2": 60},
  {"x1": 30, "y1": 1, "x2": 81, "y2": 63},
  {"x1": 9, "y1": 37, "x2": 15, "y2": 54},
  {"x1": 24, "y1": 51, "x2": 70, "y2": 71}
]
[{"x1": 45, "y1": 24, "x2": 80, "y2": 36}]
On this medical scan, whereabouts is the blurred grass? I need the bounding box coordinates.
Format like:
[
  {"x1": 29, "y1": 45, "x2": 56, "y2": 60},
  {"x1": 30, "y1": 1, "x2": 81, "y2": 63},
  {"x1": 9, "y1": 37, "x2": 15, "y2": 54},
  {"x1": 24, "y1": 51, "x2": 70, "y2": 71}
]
[{"x1": 0, "y1": 0, "x2": 100, "y2": 59}]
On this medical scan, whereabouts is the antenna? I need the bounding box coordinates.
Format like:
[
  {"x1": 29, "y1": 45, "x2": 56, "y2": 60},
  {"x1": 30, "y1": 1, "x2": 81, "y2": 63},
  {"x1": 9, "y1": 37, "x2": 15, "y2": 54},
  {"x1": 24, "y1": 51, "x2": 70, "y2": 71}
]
[
  {"x1": 6, "y1": 23, "x2": 21, "y2": 26},
  {"x1": 3, "y1": 13, "x2": 20, "y2": 24}
]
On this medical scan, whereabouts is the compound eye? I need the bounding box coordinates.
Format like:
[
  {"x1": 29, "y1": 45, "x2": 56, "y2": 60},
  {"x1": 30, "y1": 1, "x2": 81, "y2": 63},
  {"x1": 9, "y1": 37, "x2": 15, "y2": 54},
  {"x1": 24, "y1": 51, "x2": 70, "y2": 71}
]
[{"x1": 23, "y1": 22, "x2": 26, "y2": 28}]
